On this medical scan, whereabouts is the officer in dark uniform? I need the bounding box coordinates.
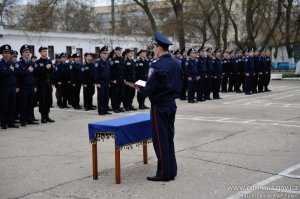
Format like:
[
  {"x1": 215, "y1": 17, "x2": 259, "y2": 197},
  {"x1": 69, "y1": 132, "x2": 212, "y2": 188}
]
[
  {"x1": 186, "y1": 48, "x2": 198, "y2": 103},
  {"x1": 243, "y1": 50, "x2": 255, "y2": 95},
  {"x1": 136, "y1": 32, "x2": 181, "y2": 181},
  {"x1": 70, "y1": 53, "x2": 82, "y2": 109},
  {"x1": 61, "y1": 53, "x2": 72, "y2": 108},
  {"x1": 233, "y1": 51, "x2": 242, "y2": 93},
  {"x1": 12, "y1": 50, "x2": 22, "y2": 123},
  {"x1": 34, "y1": 47, "x2": 55, "y2": 123},
  {"x1": 136, "y1": 49, "x2": 150, "y2": 109},
  {"x1": 109, "y1": 47, "x2": 125, "y2": 113},
  {"x1": 264, "y1": 51, "x2": 272, "y2": 92},
  {"x1": 82, "y1": 53, "x2": 96, "y2": 111},
  {"x1": 18, "y1": 45, "x2": 39, "y2": 126},
  {"x1": 257, "y1": 52, "x2": 265, "y2": 93},
  {"x1": 0, "y1": 45, "x2": 19, "y2": 129},
  {"x1": 94, "y1": 46, "x2": 111, "y2": 115},
  {"x1": 212, "y1": 51, "x2": 223, "y2": 99},
  {"x1": 53, "y1": 54, "x2": 64, "y2": 108},
  {"x1": 228, "y1": 51, "x2": 236, "y2": 92},
  {"x1": 253, "y1": 51, "x2": 260, "y2": 94},
  {"x1": 198, "y1": 48, "x2": 211, "y2": 101},
  {"x1": 123, "y1": 48, "x2": 137, "y2": 111},
  {"x1": 179, "y1": 48, "x2": 187, "y2": 100},
  {"x1": 221, "y1": 51, "x2": 230, "y2": 92}
]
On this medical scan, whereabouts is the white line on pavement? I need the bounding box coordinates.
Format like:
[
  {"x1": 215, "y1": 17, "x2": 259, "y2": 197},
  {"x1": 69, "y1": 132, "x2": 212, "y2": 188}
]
[{"x1": 176, "y1": 116, "x2": 300, "y2": 128}]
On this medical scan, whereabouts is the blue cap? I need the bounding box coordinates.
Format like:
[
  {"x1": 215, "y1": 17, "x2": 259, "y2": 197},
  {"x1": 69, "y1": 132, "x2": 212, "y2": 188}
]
[
  {"x1": 154, "y1": 32, "x2": 173, "y2": 47},
  {"x1": 1, "y1": 44, "x2": 12, "y2": 53}
]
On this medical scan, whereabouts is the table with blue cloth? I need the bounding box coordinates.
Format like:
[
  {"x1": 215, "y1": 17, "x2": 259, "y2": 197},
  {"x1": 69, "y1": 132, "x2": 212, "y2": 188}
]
[{"x1": 88, "y1": 113, "x2": 152, "y2": 184}]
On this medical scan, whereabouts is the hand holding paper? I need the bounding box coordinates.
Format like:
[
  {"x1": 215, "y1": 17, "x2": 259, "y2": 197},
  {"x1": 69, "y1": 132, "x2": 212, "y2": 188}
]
[{"x1": 134, "y1": 80, "x2": 146, "y2": 87}]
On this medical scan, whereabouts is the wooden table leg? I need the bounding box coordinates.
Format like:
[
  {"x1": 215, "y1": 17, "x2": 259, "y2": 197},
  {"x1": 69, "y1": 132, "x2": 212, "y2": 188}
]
[
  {"x1": 143, "y1": 141, "x2": 148, "y2": 164},
  {"x1": 92, "y1": 142, "x2": 98, "y2": 180},
  {"x1": 115, "y1": 147, "x2": 121, "y2": 184}
]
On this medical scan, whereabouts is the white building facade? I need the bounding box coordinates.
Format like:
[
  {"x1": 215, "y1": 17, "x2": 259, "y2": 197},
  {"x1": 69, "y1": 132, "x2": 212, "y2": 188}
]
[{"x1": 0, "y1": 28, "x2": 151, "y2": 59}]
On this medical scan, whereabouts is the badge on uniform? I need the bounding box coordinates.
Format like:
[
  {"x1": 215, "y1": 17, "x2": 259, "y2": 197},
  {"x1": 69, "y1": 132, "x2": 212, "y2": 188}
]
[{"x1": 148, "y1": 68, "x2": 154, "y2": 78}]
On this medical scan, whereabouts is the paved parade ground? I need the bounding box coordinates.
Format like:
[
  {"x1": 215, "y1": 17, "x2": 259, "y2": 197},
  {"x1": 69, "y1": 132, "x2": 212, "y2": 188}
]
[{"x1": 1, "y1": 80, "x2": 300, "y2": 199}]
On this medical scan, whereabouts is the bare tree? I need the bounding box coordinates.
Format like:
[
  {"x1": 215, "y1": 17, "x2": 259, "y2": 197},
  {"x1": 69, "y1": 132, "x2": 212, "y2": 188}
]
[
  {"x1": 21, "y1": 0, "x2": 96, "y2": 32},
  {"x1": 168, "y1": 0, "x2": 186, "y2": 49},
  {"x1": 111, "y1": 0, "x2": 115, "y2": 35},
  {"x1": 0, "y1": 0, "x2": 16, "y2": 26},
  {"x1": 133, "y1": 0, "x2": 158, "y2": 33}
]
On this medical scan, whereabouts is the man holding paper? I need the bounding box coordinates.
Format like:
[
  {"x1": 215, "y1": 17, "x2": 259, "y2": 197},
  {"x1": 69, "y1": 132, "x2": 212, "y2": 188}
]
[{"x1": 134, "y1": 32, "x2": 182, "y2": 182}]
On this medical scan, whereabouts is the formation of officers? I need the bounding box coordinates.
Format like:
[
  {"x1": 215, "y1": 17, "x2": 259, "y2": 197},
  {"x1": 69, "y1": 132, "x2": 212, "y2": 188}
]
[{"x1": 0, "y1": 43, "x2": 272, "y2": 130}]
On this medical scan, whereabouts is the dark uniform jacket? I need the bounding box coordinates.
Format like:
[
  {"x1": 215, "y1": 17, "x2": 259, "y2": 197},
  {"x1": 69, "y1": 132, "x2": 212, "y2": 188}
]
[
  {"x1": 140, "y1": 53, "x2": 182, "y2": 107},
  {"x1": 17, "y1": 58, "x2": 36, "y2": 89}
]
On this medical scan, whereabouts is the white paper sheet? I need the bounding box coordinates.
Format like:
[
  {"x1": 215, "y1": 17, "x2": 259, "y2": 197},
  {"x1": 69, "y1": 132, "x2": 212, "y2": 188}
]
[{"x1": 135, "y1": 80, "x2": 146, "y2": 87}]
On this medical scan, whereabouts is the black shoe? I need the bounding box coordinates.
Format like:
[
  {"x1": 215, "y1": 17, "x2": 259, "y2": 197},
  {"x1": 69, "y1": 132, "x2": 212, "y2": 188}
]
[
  {"x1": 113, "y1": 109, "x2": 120, "y2": 113},
  {"x1": 21, "y1": 122, "x2": 27, "y2": 127},
  {"x1": 129, "y1": 106, "x2": 137, "y2": 111},
  {"x1": 146, "y1": 176, "x2": 174, "y2": 182},
  {"x1": 8, "y1": 124, "x2": 19, "y2": 128},
  {"x1": 100, "y1": 111, "x2": 112, "y2": 115},
  {"x1": 41, "y1": 118, "x2": 47, "y2": 123},
  {"x1": 28, "y1": 121, "x2": 39, "y2": 125},
  {"x1": 1, "y1": 125, "x2": 7, "y2": 129},
  {"x1": 46, "y1": 118, "x2": 55, "y2": 123},
  {"x1": 119, "y1": 108, "x2": 125, "y2": 112},
  {"x1": 188, "y1": 100, "x2": 195, "y2": 103},
  {"x1": 214, "y1": 97, "x2": 222, "y2": 100}
]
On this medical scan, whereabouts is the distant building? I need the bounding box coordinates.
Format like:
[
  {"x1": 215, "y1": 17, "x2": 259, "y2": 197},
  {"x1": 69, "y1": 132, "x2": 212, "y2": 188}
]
[{"x1": 0, "y1": 27, "x2": 151, "y2": 59}]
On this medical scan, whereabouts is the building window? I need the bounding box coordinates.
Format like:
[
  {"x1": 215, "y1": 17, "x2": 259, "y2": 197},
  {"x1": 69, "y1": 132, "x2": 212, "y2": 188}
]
[
  {"x1": 29, "y1": 45, "x2": 35, "y2": 57},
  {"x1": 48, "y1": 45, "x2": 54, "y2": 60},
  {"x1": 95, "y1": 47, "x2": 100, "y2": 58},
  {"x1": 76, "y1": 48, "x2": 83, "y2": 63},
  {"x1": 66, "y1": 46, "x2": 72, "y2": 56}
]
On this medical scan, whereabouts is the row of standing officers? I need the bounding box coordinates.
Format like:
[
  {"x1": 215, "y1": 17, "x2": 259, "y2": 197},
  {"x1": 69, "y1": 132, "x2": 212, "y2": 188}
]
[
  {"x1": 0, "y1": 44, "x2": 272, "y2": 130},
  {"x1": 175, "y1": 48, "x2": 272, "y2": 103}
]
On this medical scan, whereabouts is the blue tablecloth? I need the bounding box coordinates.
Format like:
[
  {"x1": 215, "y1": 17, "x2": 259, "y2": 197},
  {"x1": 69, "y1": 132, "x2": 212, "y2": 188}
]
[{"x1": 88, "y1": 113, "x2": 152, "y2": 147}]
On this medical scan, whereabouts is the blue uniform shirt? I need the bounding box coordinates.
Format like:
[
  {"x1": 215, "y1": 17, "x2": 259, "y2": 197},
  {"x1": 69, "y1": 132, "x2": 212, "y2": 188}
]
[
  {"x1": 94, "y1": 58, "x2": 111, "y2": 84},
  {"x1": 0, "y1": 59, "x2": 17, "y2": 88},
  {"x1": 140, "y1": 53, "x2": 182, "y2": 108},
  {"x1": 17, "y1": 58, "x2": 36, "y2": 88},
  {"x1": 186, "y1": 58, "x2": 198, "y2": 80}
]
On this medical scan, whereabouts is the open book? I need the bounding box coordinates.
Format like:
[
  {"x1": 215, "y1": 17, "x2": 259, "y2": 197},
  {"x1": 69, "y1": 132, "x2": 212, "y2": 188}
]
[{"x1": 134, "y1": 80, "x2": 147, "y2": 87}]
